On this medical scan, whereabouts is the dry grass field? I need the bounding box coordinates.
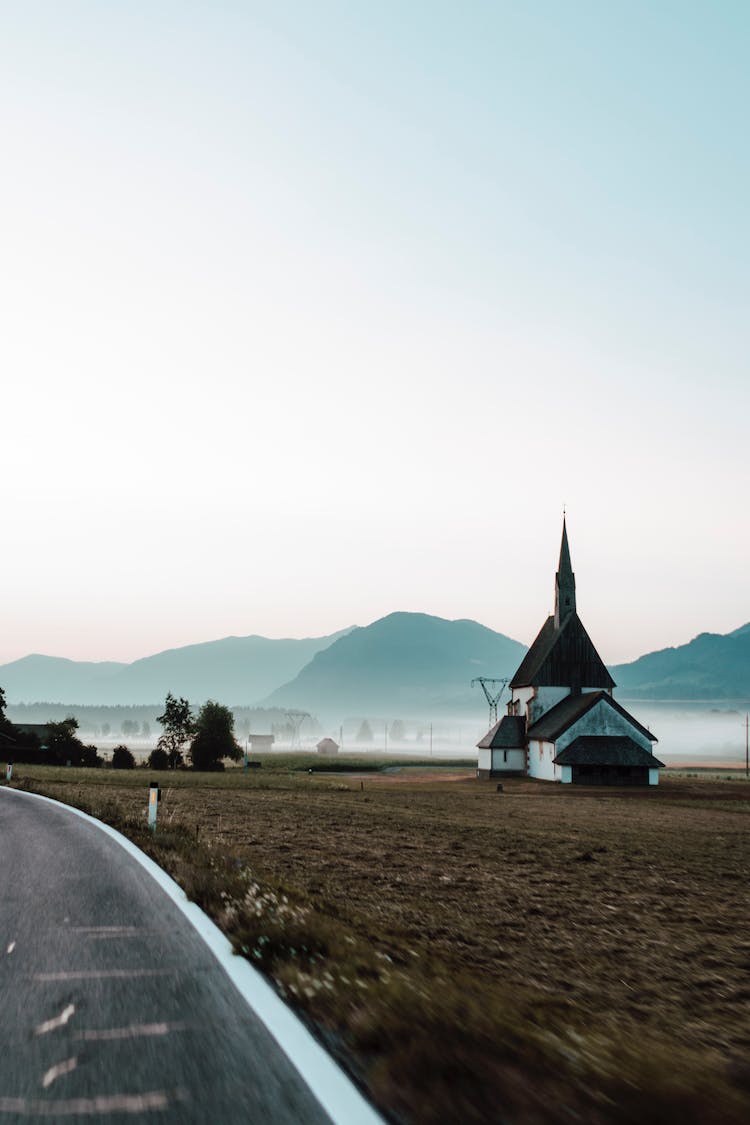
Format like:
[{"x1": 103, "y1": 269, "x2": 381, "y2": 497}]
[{"x1": 6, "y1": 758, "x2": 750, "y2": 1124}]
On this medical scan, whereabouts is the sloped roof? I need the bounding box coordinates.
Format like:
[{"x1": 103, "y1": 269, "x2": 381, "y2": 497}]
[
  {"x1": 477, "y1": 715, "x2": 526, "y2": 749},
  {"x1": 316, "y1": 738, "x2": 339, "y2": 751},
  {"x1": 510, "y1": 612, "x2": 615, "y2": 691},
  {"x1": 554, "y1": 736, "x2": 664, "y2": 768},
  {"x1": 527, "y1": 690, "x2": 657, "y2": 743}
]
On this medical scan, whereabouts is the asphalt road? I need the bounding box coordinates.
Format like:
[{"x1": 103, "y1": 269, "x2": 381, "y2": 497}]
[{"x1": 0, "y1": 789, "x2": 333, "y2": 1124}]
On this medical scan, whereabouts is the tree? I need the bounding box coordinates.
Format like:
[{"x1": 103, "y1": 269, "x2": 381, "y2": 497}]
[
  {"x1": 390, "y1": 719, "x2": 406, "y2": 743},
  {"x1": 112, "y1": 745, "x2": 136, "y2": 770},
  {"x1": 44, "y1": 718, "x2": 101, "y2": 767},
  {"x1": 147, "y1": 746, "x2": 169, "y2": 770},
  {"x1": 189, "y1": 701, "x2": 241, "y2": 771},
  {"x1": 356, "y1": 719, "x2": 373, "y2": 743},
  {"x1": 156, "y1": 693, "x2": 195, "y2": 769},
  {"x1": 0, "y1": 686, "x2": 14, "y2": 739}
]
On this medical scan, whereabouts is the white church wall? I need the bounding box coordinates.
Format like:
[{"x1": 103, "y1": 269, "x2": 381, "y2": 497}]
[
  {"x1": 530, "y1": 687, "x2": 569, "y2": 723},
  {"x1": 649, "y1": 768, "x2": 659, "y2": 786},
  {"x1": 555, "y1": 699, "x2": 654, "y2": 754},
  {"x1": 527, "y1": 739, "x2": 561, "y2": 781},
  {"x1": 477, "y1": 746, "x2": 492, "y2": 774},
  {"x1": 560, "y1": 765, "x2": 572, "y2": 784},
  {"x1": 491, "y1": 748, "x2": 526, "y2": 773},
  {"x1": 510, "y1": 686, "x2": 535, "y2": 717}
]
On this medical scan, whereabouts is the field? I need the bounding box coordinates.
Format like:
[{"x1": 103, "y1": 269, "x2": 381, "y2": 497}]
[{"x1": 6, "y1": 758, "x2": 750, "y2": 1124}]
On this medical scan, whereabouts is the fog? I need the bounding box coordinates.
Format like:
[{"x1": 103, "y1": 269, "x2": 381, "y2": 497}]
[
  {"x1": 311, "y1": 701, "x2": 750, "y2": 762},
  {"x1": 9, "y1": 701, "x2": 749, "y2": 764},
  {"x1": 619, "y1": 700, "x2": 750, "y2": 762}
]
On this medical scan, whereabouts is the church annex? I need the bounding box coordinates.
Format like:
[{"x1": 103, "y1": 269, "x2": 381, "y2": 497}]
[{"x1": 477, "y1": 521, "x2": 663, "y2": 785}]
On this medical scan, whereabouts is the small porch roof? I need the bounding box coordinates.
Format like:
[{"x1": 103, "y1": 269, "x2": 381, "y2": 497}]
[{"x1": 477, "y1": 715, "x2": 526, "y2": 750}]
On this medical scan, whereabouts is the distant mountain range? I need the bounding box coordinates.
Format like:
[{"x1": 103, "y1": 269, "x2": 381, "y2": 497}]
[
  {"x1": 1, "y1": 615, "x2": 748, "y2": 715},
  {"x1": 0, "y1": 630, "x2": 352, "y2": 706},
  {"x1": 262, "y1": 612, "x2": 527, "y2": 714},
  {"x1": 611, "y1": 623, "x2": 750, "y2": 700}
]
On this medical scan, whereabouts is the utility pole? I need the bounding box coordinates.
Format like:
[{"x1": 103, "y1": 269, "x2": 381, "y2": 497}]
[
  {"x1": 471, "y1": 677, "x2": 509, "y2": 727},
  {"x1": 384, "y1": 722, "x2": 388, "y2": 753},
  {"x1": 429, "y1": 722, "x2": 433, "y2": 756},
  {"x1": 285, "y1": 710, "x2": 310, "y2": 750},
  {"x1": 746, "y1": 713, "x2": 748, "y2": 780}
]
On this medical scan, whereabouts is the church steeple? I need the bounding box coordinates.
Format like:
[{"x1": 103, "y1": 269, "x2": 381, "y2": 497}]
[{"x1": 554, "y1": 518, "x2": 576, "y2": 628}]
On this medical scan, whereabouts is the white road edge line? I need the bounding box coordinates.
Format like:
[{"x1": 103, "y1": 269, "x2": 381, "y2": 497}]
[{"x1": 1, "y1": 787, "x2": 382, "y2": 1125}]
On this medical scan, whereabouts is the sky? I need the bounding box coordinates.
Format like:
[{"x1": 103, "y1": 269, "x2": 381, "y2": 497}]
[{"x1": 1, "y1": 1, "x2": 748, "y2": 666}]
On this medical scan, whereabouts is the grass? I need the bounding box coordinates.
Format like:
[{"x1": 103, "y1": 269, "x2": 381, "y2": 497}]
[{"x1": 5, "y1": 758, "x2": 750, "y2": 1123}]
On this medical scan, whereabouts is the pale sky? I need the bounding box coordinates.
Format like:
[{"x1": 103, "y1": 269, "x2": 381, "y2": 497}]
[{"x1": 1, "y1": 1, "x2": 748, "y2": 666}]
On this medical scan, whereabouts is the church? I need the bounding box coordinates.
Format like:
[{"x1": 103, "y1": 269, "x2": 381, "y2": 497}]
[{"x1": 477, "y1": 520, "x2": 663, "y2": 785}]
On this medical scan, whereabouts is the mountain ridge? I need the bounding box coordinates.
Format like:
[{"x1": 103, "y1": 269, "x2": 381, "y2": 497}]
[
  {"x1": 0, "y1": 629, "x2": 354, "y2": 706},
  {"x1": 611, "y1": 623, "x2": 750, "y2": 699},
  {"x1": 1, "y1": 617, "x2": 748, "y2": 711},
  {"x1": 261, "y1": 611, "x2": 528, "y2": 715}
]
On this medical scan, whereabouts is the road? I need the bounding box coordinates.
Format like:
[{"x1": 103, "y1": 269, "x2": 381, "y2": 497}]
[{"x1": 0, "y1": 789, "x2": 336, "y2": 1123}]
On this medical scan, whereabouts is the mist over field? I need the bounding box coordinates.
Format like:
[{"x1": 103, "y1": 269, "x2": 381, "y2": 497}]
[{"x1": 6, "y1": 698, "x2": 747, "y2": 764}]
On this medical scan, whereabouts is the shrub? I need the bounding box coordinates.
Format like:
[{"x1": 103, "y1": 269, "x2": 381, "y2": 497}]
[
  {"x1": 112, "y1": 745, "x2": 136, "y2": 770},
  {"x1": 80, "y1": 744, "x2": 102, "y2": 768},
  {"x1": 147, "y1": 746, "x2": 169, "y2": 770}
]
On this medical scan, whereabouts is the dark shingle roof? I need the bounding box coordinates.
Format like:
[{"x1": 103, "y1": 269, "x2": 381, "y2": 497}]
[
  {"x1": 527, "y1": 691, "x2": 657, "y2": 743},
  {"x1": 554, "y1": 736, "x2": 664, "y2": 768},
  {"x1": 477, "y1": 715, "x2": 526, "y2": 749},
  {"x1": 510, "y1": 613, "x2": 615, "y2": 692}
]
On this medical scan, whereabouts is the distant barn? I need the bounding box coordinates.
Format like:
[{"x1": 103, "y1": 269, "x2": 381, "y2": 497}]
[
  {"x1": 316, "y1": 738, "x2": 339, "y2": 755},
  {"x1": 247, "y1": 733, "x2": 275, "y2": 753}
]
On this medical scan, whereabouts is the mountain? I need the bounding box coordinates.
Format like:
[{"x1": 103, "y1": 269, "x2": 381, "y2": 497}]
[
  {"x1": 4, "y1": 617, "x2": 747, "y2": 712},
  {"x1": 261, "y1": 612, "x2": 528, "y2": 716},
  {"x1": 0, "y1": 630, "x2": 352, "y2": 706},
  {"x1": 0, "y1": 655, "x2": 126, "y2": 704},
  {"x1": 611, "y1": 624, "x2": 750, "y2": 699}
]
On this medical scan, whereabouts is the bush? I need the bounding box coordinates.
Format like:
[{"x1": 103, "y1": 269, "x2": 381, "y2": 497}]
[
  {"x1": 147, "y1": 746, "x2": 169, "y2": 770},
  {"x1": 80, "y1": 744, "x2": 102, "y2": 768},
  {"x1": 112, "y1": 745, "x2": 136, "y2": 770}
]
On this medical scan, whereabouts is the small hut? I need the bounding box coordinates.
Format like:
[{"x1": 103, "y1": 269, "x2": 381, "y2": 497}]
[
  {"x1": 316, "y1": 737, "x2": 339, "y2": 756},
  {"x1": 247, "y1": 733, "x2": 275, "y2": 753}
]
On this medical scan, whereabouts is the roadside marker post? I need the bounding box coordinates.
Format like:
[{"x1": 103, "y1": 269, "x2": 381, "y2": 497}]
[
  {"x1": 148, "y1": 784, "x2": 161, "y2": 832},
  {"x1": 5, "y1": 764, "x2": 12, "y2": 782}
]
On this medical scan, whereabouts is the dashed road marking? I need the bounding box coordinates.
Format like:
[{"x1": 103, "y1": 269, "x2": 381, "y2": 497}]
[
  {"x1": 41, "y1": 1057, "x2": 77, "y2": 1089},
  {"x1": 34, "y1": 969, "x2": 170, "y2": 981},
  {"x1": 35, "y1": 1004, "x2": 76, "y2": 1036},
  {"x1": 0, "y1": 1090, "x2": 181, "y2": 1115},
  {"x1": 70, "y1": 927, "x2": 147, "y2": 938},
  {"x1": 73, "y1": 1021, "x2": 186, "y2": 1041},
  {"x1": 6, "y1": 942, "x2": 15, "y2": 954}
]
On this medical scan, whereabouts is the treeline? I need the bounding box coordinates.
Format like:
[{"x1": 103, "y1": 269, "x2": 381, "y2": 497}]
[
  {"x1": 5, "y1": 703, "x2": 318, "y2": 741},
  {"x1": 0, "y1": 686, "x2": 324, "y2": 773}
]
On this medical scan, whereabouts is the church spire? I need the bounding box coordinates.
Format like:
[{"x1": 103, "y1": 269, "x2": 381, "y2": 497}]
[{"x1": 554, "y1": 517, "x2": 576, "y2": 628}]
